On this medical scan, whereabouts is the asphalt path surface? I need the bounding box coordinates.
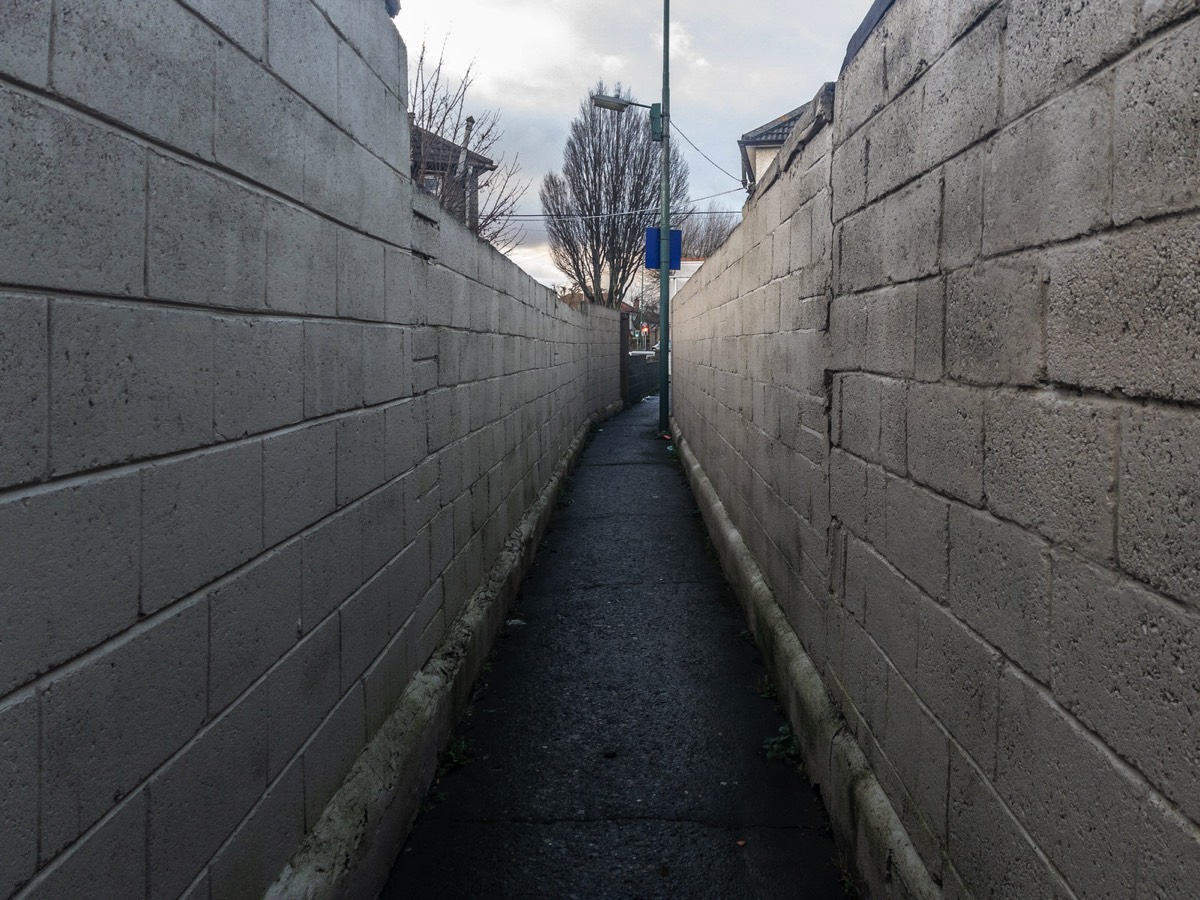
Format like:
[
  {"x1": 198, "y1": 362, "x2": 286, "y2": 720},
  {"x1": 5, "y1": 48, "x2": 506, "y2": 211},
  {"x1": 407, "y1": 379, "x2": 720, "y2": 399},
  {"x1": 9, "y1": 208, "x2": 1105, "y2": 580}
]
[{"x1": 382, "y1": 398, "x2": 851, "y2": 899}]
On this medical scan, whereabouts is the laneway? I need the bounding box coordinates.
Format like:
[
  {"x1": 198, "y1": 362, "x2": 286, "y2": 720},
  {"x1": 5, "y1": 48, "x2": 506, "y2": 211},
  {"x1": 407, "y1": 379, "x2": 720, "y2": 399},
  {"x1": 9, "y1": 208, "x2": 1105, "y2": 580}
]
[{"x1": 382, "y1": 399, "x2": 851, "y2": 898}]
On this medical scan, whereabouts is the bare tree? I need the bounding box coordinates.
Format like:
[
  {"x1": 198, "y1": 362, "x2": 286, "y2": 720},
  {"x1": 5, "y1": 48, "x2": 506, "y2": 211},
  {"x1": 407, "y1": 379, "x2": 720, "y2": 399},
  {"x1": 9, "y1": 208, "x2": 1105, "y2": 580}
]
[
  {"x1": 540, "y1": 82, "x2": 692, "y2": 309},
  {"x1": 409, "y1": 40, "x2": 528, "y2": 252},
  {"x1": 681, "y1": 201, "x2": 740, "y2": 258}
]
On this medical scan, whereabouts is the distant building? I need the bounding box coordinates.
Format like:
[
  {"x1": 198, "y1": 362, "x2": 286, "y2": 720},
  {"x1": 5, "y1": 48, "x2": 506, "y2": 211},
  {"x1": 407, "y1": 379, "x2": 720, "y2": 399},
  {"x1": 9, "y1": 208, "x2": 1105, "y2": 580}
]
[
  {"x1": 738, "y1": 102, "x2": 810, "y2": 190},
  {"x1": 409, "y1": 117, "x2": 496, "y2": 234}
]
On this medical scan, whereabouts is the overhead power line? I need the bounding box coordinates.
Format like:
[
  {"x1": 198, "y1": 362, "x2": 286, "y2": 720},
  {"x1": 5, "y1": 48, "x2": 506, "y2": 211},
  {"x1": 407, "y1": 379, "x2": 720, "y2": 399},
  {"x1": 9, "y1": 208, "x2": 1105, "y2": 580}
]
[
  {"x1": 671, "y1": 120, "x2": 744, "y2": 185},
  {"x1": 509, "y1": 188, "x2": 743, "y2": 221}
]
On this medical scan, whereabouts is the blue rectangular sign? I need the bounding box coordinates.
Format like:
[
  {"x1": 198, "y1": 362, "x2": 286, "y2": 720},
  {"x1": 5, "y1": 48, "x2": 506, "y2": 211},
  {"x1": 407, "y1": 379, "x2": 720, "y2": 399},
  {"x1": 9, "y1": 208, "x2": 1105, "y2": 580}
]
[{"x1": 645, "y1": 228, "x2": 682, "y2": 271}]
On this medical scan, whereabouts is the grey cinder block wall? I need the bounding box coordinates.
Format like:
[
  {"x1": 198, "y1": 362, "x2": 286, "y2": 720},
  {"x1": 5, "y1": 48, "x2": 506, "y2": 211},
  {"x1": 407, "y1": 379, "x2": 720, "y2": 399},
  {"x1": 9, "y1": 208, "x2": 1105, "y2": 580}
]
[
  {"x1": 673, "y1": 0, "x2": 1200, "y2": 896},
  {"x1": 0, "y1": 2, "x2": 619, "y2": 898}
]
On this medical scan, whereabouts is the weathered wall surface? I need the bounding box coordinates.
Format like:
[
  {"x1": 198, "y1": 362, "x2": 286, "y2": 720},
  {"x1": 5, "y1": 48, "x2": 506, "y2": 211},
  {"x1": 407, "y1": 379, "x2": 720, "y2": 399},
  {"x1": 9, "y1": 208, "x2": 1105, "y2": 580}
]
[
  {"x1": 0, "y1": 3, "x2": 618, "y2": 898},
  {"x1": 674, "y1": 0, "x2": 1200, "y2": 895}
]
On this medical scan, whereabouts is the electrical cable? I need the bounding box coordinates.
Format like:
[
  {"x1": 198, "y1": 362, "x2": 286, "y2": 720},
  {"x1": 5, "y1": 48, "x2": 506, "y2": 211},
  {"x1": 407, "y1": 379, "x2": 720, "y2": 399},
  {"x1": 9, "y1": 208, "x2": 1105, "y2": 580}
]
[{"x1": 671, "y1": 121, "x2": 744, "y2": 185}]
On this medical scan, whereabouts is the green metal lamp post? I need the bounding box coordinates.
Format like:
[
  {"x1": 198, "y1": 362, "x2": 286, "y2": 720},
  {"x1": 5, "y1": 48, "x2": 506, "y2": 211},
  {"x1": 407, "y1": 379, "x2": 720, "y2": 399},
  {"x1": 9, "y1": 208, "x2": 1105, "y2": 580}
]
[{"x1": 591, "y1": 0, "x2": 672, "y2": 434}]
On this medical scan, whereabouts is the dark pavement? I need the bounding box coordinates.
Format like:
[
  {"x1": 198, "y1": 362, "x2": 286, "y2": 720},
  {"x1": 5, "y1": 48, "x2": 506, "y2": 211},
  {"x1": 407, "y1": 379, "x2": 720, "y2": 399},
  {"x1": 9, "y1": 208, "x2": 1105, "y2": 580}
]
[{"x1": 382, "y1": 398, "x2": 851, "y2": 899}]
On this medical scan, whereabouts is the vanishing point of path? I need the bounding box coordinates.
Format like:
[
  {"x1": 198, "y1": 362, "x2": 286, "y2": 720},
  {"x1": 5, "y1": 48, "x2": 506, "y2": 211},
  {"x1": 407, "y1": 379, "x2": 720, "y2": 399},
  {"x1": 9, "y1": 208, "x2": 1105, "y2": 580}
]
[{"x1": 382, "y1": 398, "x2": 852, "y2": 898}]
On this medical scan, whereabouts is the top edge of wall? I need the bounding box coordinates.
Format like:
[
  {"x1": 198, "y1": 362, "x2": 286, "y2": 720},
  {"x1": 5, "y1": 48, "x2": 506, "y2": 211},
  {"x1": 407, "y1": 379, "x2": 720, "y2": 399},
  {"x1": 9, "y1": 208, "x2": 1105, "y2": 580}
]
[{"x1": 842, "y1": 0, "x2": 899, "y2": 71}]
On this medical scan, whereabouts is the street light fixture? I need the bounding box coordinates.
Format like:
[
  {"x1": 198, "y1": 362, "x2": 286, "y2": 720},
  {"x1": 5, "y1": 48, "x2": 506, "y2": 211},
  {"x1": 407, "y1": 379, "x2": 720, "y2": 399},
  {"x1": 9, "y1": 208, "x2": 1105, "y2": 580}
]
[{"x1": 591, "y1": 0, "x2": 672, "y2": 435}]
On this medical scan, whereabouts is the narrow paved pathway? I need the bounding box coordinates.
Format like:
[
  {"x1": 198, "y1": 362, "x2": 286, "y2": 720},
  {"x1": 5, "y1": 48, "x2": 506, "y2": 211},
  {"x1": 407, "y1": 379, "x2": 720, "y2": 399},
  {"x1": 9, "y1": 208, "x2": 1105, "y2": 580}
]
[{"x1": 382, "y1": 399, "x2": 849, "y2": 898}]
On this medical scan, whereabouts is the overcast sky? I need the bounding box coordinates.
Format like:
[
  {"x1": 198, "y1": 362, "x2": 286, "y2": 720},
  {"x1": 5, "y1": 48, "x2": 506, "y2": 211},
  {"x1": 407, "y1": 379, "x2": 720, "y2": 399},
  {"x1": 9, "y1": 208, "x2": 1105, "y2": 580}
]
[{"x1": 392, "y1": 0, "x2": 877, "y2": 286}]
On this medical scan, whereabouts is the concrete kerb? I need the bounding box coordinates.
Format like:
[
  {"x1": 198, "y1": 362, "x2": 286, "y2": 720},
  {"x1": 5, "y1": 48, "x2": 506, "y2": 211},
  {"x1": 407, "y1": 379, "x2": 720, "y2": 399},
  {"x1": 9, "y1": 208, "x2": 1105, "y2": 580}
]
[
  {"x1": 266, "y1": 399, "x2": 623, "y2": 900},
  {"x1": 673, "y1": 423, "x2": 941, "y2": 900}
]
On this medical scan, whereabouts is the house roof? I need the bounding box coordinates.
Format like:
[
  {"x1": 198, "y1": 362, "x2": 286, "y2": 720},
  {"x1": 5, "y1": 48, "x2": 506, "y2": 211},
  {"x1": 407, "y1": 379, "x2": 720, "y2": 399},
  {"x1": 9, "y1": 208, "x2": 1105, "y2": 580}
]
[
  {"x1": 410, "y1": 124, "x2": 496, "y2": 178},
  {"x1": 737, "y1": 100, "x2": 811, "y2": 187},
  {"x1": 739, "y1": 101, "x2": 812, "y2": 148}
]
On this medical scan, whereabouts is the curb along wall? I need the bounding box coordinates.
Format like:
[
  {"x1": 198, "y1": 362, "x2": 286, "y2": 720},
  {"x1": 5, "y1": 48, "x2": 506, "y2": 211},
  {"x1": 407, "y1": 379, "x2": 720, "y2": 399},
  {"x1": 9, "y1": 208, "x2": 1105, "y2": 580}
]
[
  {"x1": 673, "y1": 0, "x2": 1200, "y2": 895},
  {"x1": 0, "y1": 3, "x2": 620, "y2": 898}
]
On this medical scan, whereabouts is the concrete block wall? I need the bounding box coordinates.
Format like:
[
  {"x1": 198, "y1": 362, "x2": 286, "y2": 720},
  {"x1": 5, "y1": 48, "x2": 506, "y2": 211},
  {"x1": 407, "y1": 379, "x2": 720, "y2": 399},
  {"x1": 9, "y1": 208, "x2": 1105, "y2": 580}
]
[
  {"x1": 0, "y1": 3, "x2": 619, "y2": 898},
  {"x1": 673, "y1": 0, "x2": 1200, "y2": 894}
]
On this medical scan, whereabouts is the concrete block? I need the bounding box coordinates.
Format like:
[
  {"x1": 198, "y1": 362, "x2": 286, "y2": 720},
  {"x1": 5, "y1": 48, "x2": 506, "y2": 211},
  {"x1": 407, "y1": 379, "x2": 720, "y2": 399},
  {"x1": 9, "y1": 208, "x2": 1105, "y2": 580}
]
[
  {"x1": 950, "y1": 506, "x2": 1052, "y2": 680},
  {"x1": 337, "y1": 408, "x2": 387, "y2": 506},
  {"x1": 304, "y1": 321, "x2": 364, "y2": 417},
  {"x1": 912, "y1": 278, "x2": 945, "y2": 384},
  {"x1": 182, "y1": 0, "x2": 264, "y2": 57},
  {"x1": 1119, "y1": 406, "x2": 1200, "y2": 605},
  {"x1": 939, "y1": 147, "x2": 983, "y2": 272},
  {"x1": 341, "y1": 573, "x2": 391, "y2": 691},
  {"x1": 857, "y1": 540, "x2": 921, "y2": 681},
  {"x1": 384, "y1": 397, "x2": 429, "y2": 478},
  {"x1": 389, "y1": 529, "x2": 432, "y2": 631},
  {"x1": 23, "y1": 794, "x2": 147, "y2": 900},
  {"x1": 883, "y1": 674, "x2": 950, "y2": 851},
  {"x1": 996, "y1": 667, "x2": 1145, "y2": 898},
  {"x1": 148, "y1": 155, "x2": 268, "y2": 309},
  {"x1": 40, "y1": 601, "x2": 207, "y2": 858},
  {"x1": 208, "y1": 543, "x2": 303, "y2": 711},
  {"x1": 385, "y1": 247, "x2": 418, "y2": 325},
  {"x1": 412, "y1": 326, "x2": 439, "y2": 361},
  {"x1": 302, "y1": 505, "x2": 364, "y2": 633},
  {"x1": 214, "y1": 316, "x2": 304, "y2": 439},
  {"x1": 364, "y1": 325, "x2": 412, "y2": 405},
  {"x1": 267, "y1": 615, "x2": 341, "y2": 777},
  {"x1": 838, "y1": 616, "x2": 889, "y2": 740},
  {"x1": 337, "y1": 40, "x2": 402, "y2": 170},
  {"x1": 0, "y1": 86, "x2": 145, "y2": 295},
  {"x1": 830, "y1": 127, "x2": 870, "y2": 222},
  {"x1": 437, "y1": 328, "x2": 466, "y2": 386},
  {"x1": 426, "y1": 387, "x2": 470, "y2": 452},
  {"x1": 0, "y1": 294, "x2": 47, "y2": 488},
  {"x1": 338, "y1": 230, "x2": 387, "y2": 321},
  {"x1": 0, "y1": 473, "x2": 141, "y2": 694},
  {"x1": 0, "y1": 0, "x2": 50, "y2": 85},
  {"x1": 215, "y1": 41, "x2": 308, "y2": 200},
  {"x1": 984, "y1": 391, "x2": 1117, "y2": 558},
  {"x1": 834, "y1": 30, "x2": 887, "y2": 146},
  {"x1": 829, "y1": 293, "x2": 867, "y2": 372},
  {"x1": 142, "y1": 442, "x2": 264, "y2": 614},
  {"x1": 362, "y1": 480, "x2": 404, "y2": 578},
  {"x1": 919, "y1": 595, "x2": 1001, "y2": 774},
  {"x1": 303, "y1": 686, "x2": 366, "y2": 830},
  {"x1": 885, "y1": 477, "x2": 949, "y2": 601},
  {"x1": 312, "y1": 0, "x2": 405, "y2": 100},
  {"x1": 947, "y1": 745, "x2": 1068, "y2": 898},
  {"x1": 837, "y1": 171, "x2": 941, "y2": 293},
  {"x1": 1046, "y1": 215, "x2": 1200, "y2": 401},
  {"x1": 363, "y1": 631, "x2": 410, "y2": 738},
  {"x1": 0, "y1": 692, "x2": 37, "y2": 896},
  {"x1": 1052, "y1": 553, "x2": 1200, "y2": 821},
  {"x1": 919, "y1": 13, "x2": 1001, "y2": 173},
  {"x1": 266, "y1": 201, "x2": 338, "y2": 316},
  {"x1": 984, "y1": 79, "x2": 1111, "y2": 256},
  {"x1": 1137, "y1": 796, "x2": 1200, "y2": 900},
  {"x1": 945, "y1": 256, "x2": 1043, "y2": 386},
  {"x1": 52, "y1": 0, "x2": 215, "y2": 158},
  {"x1": 1004, "y1": 0, "x2": 1137, "y2": 118},
  {"x1": 50, "y1": 299, "x2": 213, "y2": 474},
  {"x1": 1114, "y1": 21, "x2": 1200, "y2": 222},
  {"x1": 304, "y1": 113, "x2": 367, "y2": 230},
  {"x1": 838, "y1": 374, "x2": 881, "y2": 463},
  {"x1": 863, "y1": 86, "x2": 923, "y2": 202},
  {"x1": 906, "y1": 382, "x2": 984, "y2": 504},
  {"x1": 429, "y1": 506, "x2": 455, "y2": 577},
  {"x1": 209, "y1": 759, "x2": 304, "y2": 900},
  {"x1": 147, "y1": 687, "x2": 268, "y2": 900},
  {"x1": 263, "y1": 421, "x2": 337, "y2": 546},
  {"x1": 266, "y1": 0, "x2": 338, "y2": 116},
  {"x1": 863, "y1": 283, "x2": 917, "y2": 378}
]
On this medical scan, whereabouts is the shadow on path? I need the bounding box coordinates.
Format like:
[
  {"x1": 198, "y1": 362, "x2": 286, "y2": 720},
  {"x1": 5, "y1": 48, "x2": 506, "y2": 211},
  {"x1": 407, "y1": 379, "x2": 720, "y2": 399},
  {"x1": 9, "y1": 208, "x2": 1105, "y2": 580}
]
[{"x1": 382, "y1": 398, "x2": 852, "y2": 899}]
